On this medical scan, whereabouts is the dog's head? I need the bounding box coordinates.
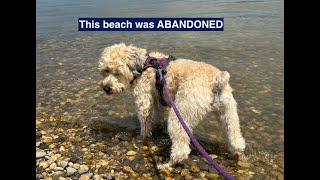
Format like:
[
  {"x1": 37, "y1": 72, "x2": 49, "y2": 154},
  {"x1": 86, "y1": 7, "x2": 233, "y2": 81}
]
[{"x1": 98, "y1": 43, "x2": 146, "y2": 95}]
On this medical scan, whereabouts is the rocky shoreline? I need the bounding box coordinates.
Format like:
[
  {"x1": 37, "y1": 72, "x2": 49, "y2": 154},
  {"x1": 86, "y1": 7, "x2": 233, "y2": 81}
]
[{"x1": 36, "y1": 111, "x2": 259, "y2": 180}]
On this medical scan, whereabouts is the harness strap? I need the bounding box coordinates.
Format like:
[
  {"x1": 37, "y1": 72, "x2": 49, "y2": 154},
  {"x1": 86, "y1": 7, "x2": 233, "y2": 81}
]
[{"x1": 141, "y1": 55, "x2": 176, "y2": 106}]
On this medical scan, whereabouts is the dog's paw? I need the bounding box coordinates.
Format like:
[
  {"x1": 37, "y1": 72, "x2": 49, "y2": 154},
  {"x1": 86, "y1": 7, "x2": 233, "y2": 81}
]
[
  {"x1": 234, "y1": 151, "x2": 247, "y2": 162},
  {"x1": 157, "y1": 162, "x2": 173, "y2": 171}
]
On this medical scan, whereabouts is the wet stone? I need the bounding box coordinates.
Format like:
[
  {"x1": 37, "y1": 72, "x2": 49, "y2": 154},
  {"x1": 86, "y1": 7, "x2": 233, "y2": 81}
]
[
  {"x1": 78, "y1": 165, "x2": 89, "y2": 174},
  {"x1": 130, "y1": 171, "x2": 139, "y2": 178},
  {"x1": 51, "y1": 121, "x2": 58, "y2": 127},
  {"x1": 93, "y1": 175, "x2": 102, "y2": 180},
  {"x1": 43, "y1": 137, "x2": 53, "y2": 143},
  {"x1": 237, "y1": 161, "x2": 250, "y2": 168},
  {"x1": 199, "y1": 172, "x2": 206, "y2": 178},
  {"x1": 222, "y1": 160, "x2": 234, "y2": 167},
  {"x1": 36, "y1": 174, "x2": 43, "y2": 179},
  {"x1": 209, "y1": 154, "x2": 218, "y2": 159},
  {"x1": 80, "y1": 173, "x2": 93, "y2": 180},
  {"x1": 54, "y1": 167, "x2": 65, "y2": 171},
  {"x1": 237, "y1": 169, "x2": 245, "y2": 173},
  {"x1": 57, "y1": 161, "x2": 68, "y2": 168},
  {"x1": 198, "y1": 162, "x2": 209, "y2": 171},
  {"x1": 72, "y1": 174, "x2": 82, "y2": 180},
  {"x1": 107, "y1": 111, "x2": 115, "y2": 116},
  {"x1": 118, "y1": 132, "x2": 132, "y2": 141},
  {"x1": 129, "y1": 159, "x2": 140, "y2": 170},
  {"x1": 206, "y1": 173, "x2": 219, "y2": 180},
  {"x1": 123, "y1": 166, "x2": 133, "y2": 173},
  {"x1": 122, "y1": 159, "x2": 131, "y2": 166},
  {"x1": 36, "y1": 132, "x2": 42, "y2": 138},
  {"x1": 36, "y1": 142, "x2": 41, "y2": 147},
  {"x1": 142, "y1": 146, "x2": 149, "y2": 151},
  {"x1": 52, "y1": 171, "x2": 65, "y2": 180},
  {"x1": 111, "y1": 138, "x2": 120, "y2": 144},
  {"x1": 126, "y1": 150, "x2": 138, "y2": 156},
  {"x1": 39, "y1": 161, "x2": 50, "y2": 169},
  {"x1": 39, "y1": 143, "x2": 49, "y2": 149},
  {"x1": 180, "y1": 169, "x2": 189, "y2": 176},
  {"x1": 49, "y1": 162, "x2": 57, "y2": 170},
  {"x1": 97, "y1": 164, "x2": 107, "y2": 174},
  {"x1": 36, "y1": 151, "x2": 47, "y2": 158},
  {"x1": 69, "y1": 157, "x2": 80, "y2": 163},
  {"x1": 173, "y1": 174, "x2": 182, "y2": 180},
  {"x1": 73, "y1": 137, "x2": 82, "y2": 143},
  {"x1": 208, "y1": 166, "x2": 218, "y2": 174},
  {"x1": 73, "y1": 163, "x2": 81, "y2": 170},
  {"x1": 59, "y1": 146, "x2": 66, "y2": 152},
  {"x1": 160, "y1": 168, "x2": 171, "y2": 177},
  {"x1": 106, "y1": 175, "x2": 113, "y2": 180},
  {"x1": 96, "y1": 144, "x2": 107, "y2": 151},
  {"x1": 189, "y1": 164, "x2": 200, "y2": 173},
  {"x1": 66, "y1": 167, "x2": 77, "y2": 176},
  {"x1": 49, "y1": 144, "x2": 56, "y2": 149},
  {"x1": 185, "y1": 174, "x2": 193, "y2": 180},
  {"x1": 83, "y1": 154, "x2": 93, "y2": 160}
]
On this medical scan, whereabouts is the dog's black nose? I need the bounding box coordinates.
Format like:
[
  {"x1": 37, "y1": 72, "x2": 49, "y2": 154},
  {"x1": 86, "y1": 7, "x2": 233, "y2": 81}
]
[{"x1": 103, "y1": 86, "x2": 112, "y2": 94}]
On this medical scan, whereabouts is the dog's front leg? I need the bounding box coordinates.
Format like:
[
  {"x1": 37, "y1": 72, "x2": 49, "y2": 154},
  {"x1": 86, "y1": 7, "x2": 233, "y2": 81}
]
[
  {"x1": 135, "y1": 97, "x2": 154, "y2": 140},
  {"x1": 132, "y1": 70, "x2": 155, "y2": 140}
]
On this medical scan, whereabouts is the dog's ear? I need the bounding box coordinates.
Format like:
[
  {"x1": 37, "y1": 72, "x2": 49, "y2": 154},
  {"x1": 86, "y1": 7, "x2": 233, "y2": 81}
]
[{"x1": 124, "y1": 46, "x2": 146, "y2": 74}]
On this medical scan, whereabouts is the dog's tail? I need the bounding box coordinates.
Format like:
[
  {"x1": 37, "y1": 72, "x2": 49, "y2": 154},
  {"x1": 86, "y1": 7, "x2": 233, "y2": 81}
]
[{"x1": 214, "y1": 71, "x2": 230, "y2": 90}]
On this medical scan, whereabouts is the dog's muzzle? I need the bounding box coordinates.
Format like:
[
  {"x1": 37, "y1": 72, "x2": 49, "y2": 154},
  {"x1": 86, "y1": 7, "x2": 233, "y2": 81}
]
[{"x1": 103, "y1": 86, "x2": 113, "y2": 95}]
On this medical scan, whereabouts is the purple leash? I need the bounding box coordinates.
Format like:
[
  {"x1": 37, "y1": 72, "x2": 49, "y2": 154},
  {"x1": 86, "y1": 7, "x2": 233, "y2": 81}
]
[{"x1": 158, "y1": 69, "x2": 235, "y2": 180}]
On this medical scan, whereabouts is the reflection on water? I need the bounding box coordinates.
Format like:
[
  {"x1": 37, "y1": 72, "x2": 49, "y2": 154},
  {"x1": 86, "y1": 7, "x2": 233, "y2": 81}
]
[{"x1": 37, "y1": 0, "x2": 283, "y2": 179}]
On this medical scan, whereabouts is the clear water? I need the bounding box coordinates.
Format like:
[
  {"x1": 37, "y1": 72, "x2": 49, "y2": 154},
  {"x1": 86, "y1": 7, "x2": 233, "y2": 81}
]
[{"x1": 36, "y1": 0, "x2": 284, "y2": 178}]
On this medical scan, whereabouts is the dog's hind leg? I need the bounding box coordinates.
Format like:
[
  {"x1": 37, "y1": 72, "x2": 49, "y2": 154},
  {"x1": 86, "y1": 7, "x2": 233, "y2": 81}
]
[
  {"x1": 212, "y1": 71, "x2": 246, "y2": 159},
  {"x1": 157, "y1": 85, "x2": 212, "y2": 170}
]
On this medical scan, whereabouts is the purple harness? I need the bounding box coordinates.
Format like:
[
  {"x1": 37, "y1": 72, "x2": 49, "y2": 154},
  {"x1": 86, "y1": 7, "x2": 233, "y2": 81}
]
[
  {"x1": 142, "y1": 55, "x2": 176, "y2": 72},
  {"x1": 141, "y1": 54, "x2": 176, "y2": 106}
]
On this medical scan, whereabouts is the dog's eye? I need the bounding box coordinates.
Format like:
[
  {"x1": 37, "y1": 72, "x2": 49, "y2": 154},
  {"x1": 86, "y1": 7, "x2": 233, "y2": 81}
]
[{"x1": 105, "y1": 70, "x2": 109, "y2": 73}]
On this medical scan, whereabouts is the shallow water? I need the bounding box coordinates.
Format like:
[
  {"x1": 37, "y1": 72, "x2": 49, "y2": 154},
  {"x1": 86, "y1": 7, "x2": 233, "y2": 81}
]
[{"x1": 36, "y1": 0, "x2": 283, "y2": 179}]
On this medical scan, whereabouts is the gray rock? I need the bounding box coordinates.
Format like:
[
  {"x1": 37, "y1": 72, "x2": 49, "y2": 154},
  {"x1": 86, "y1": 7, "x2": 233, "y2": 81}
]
[
  {"x1": 54, "y1": 167, "x2": 65, "y2": 171},
  {"x1": 36, "y1": 174, "x2": 43, "y2": 179},
  {"x1": 36, "y1": 142, "x2": 41, "y2": 147},
  {"x1": 36, "y1": 151, "x2": 46, "y2": 158},
  {"x1": 52, "y1": 171, "x2": 65, "y2": 180},
  {"x1": 66, "y1": 167, "x2": 77, "y2": 176},
  {"x1": 58, "y1": 177, "x2": 67, "y2": 180},
  {"x1": 57, "y1": 161, "x2": 68, "y2": 168}
]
